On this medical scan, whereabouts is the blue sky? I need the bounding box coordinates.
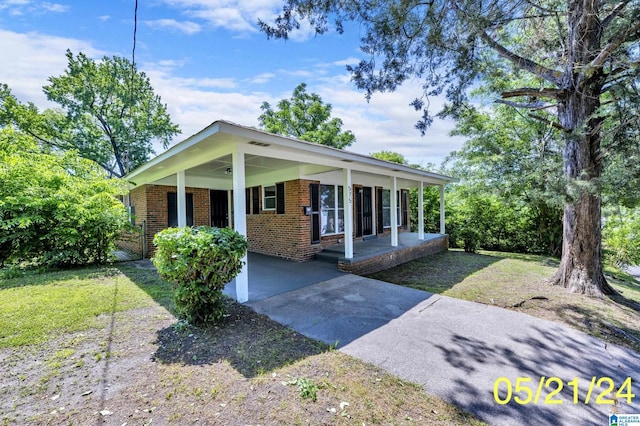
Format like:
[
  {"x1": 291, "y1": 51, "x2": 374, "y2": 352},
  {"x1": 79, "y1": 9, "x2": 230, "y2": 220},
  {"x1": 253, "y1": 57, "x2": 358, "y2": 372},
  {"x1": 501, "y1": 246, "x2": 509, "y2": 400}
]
[{"x1": 0, "y1": 0, "x2": 465, "y2": 167}]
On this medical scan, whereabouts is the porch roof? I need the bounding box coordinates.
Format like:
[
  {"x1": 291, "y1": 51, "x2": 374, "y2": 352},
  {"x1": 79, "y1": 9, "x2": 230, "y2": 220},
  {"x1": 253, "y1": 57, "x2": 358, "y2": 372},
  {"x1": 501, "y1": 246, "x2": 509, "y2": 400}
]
[{"x1": 125, "y1": 120, "x2": 455, "y2": 188}]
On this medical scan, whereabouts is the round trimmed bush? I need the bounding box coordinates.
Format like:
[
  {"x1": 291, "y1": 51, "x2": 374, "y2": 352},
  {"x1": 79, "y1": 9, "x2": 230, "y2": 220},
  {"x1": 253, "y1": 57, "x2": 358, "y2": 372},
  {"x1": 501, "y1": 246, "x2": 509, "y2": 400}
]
[{"x1": 152, "y1": 226, "x2": 248, "y2": 325}]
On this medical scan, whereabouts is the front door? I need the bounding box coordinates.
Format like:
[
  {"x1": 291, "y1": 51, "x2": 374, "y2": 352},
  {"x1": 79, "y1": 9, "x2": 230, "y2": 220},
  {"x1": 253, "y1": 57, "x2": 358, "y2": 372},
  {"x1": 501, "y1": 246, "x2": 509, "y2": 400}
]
[
  {"x1": 355, "y1": 186, "x2": 373, "y2": 237},
  {"x1": 210, "y1": 190, "x2": 229, "y2": 228}
]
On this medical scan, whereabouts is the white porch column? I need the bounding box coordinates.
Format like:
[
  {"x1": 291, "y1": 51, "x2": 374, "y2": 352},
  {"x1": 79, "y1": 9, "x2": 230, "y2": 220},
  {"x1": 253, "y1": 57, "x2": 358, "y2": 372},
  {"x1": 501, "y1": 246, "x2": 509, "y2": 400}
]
[
  {"x1": 418, "y1": 181, "x2": 425, "y2": 240},
  {"x1": 177, "y1": 170, "x2": 186, "y2": 227},
  {"x1": 343, "y1": 168, "x2": 354, "y2": 259},
  {"x1": 390, "y1": 176, "x2": 398, "y2": 247},
  {"x1": 232, "y1": 149, "x2": 249, "y2": 303},
  {"x1": 440, "y1": 184, "x2": 446, "y2": 234}
]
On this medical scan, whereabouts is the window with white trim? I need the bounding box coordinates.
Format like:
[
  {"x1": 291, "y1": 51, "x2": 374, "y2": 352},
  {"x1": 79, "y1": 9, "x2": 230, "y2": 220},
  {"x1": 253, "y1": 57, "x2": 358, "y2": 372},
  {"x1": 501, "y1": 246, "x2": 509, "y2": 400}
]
[
  {"x1": 382, "y1": 189, "x2": 401, "y2": 227},
  {"x1": 320, "y1": 184, "x2": 344, "y2": 235},
  {"x1": 263, "y1": 185, "x2": 276, "y2": 210}
]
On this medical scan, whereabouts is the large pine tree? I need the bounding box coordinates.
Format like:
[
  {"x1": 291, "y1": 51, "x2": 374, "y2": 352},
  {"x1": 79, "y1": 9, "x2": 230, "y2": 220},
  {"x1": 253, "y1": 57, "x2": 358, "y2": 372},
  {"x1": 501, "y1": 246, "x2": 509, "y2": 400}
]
[{"x1": 261, "y1": 0, "x2": 640, "y2": 297}]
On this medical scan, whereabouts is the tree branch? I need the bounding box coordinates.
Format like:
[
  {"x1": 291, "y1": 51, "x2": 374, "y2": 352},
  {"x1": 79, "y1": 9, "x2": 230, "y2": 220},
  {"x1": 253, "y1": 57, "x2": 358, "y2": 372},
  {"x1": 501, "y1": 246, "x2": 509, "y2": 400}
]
[
  {"x1": 527, "y1": 112, "x2": 569, "y2": 131},
  {"x1": 601, "y1": 0, "x2": 632, "y2": 30},
  {"x1": 495, "y1": 99, "x2": 553, "y2": 110},
  {"x1": 501, "y1": 87, "x2": 563, "y2": 100},
  {"x1": 589, "y1": 19, "x2": 640, "y2": 71},
  {"x1": 479, "y1": 32, "x2": 563, "y2": 86}
]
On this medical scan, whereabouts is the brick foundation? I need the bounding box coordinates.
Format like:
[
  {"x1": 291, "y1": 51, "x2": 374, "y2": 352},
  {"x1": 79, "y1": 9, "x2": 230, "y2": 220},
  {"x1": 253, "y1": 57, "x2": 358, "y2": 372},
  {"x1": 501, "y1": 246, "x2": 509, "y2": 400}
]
[{"x1": 338, "y1": 235, "x2": 449, "y2": 275}]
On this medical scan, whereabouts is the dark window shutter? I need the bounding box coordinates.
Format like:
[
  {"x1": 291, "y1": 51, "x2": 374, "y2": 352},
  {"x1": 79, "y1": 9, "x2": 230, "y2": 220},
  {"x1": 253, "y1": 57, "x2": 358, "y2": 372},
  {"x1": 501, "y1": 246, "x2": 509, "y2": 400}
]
[
  {"x1": 245, "y1": 188, "x2": 250, "y2": 214},
  {"x1": 252, "y1": 187, "x2": 260, "y2": 214},
  {"x1": 168, "y1": 192, "x2": 177, "y2": 227},
  {"x1": 376, "y1": 187, "x2": 384, "y2": 234},
  {"x1": 276, "y1": 182, "x2": 285, "y2": 214},
  {"x1": 310, "y1": 183, "x2": 320, "y2": 243},
  {"x1": 186, "y1": 193, "x2": 194, "y2": 226},
  {"x1": 168, "y1": 192, "x2": 193, "y2": 227}
]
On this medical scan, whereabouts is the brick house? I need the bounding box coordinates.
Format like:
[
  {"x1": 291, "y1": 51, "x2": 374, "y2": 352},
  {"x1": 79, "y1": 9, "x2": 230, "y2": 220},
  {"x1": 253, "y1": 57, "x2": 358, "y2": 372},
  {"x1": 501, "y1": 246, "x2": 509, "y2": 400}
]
[{"x1": 125, "y1": 120, "x2": 455, "y2": 302}]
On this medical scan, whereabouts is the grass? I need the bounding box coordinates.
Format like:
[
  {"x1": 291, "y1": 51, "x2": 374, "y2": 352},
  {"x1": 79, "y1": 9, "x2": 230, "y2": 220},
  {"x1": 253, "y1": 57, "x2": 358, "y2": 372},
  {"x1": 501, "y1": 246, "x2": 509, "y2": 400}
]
[
  {"x1": 368, "y1": 249, "x2": 640, "y2": 353},
  {"x1": 0, "y1": 261, "x2": 484, "y2": 425},
  {"x1": 0, "y1": 266, "x2": 157, "y2": 348}
]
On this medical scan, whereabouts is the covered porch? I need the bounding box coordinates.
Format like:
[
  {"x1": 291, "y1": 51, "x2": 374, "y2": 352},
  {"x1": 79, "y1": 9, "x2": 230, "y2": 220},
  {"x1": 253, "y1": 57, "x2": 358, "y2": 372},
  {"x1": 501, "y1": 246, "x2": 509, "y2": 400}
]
[
  {"x1": 316, "y1": 233, "x2": 449, "y2": 275},
  {"x1": 125, "y1": 120, "x2": 456, "y2": 303}
]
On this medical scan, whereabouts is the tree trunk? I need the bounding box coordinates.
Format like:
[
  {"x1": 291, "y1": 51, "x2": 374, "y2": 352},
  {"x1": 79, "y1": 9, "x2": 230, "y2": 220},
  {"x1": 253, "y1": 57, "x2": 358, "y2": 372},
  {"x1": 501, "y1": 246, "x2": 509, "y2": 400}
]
[{"x1": 551, "y1": 0, "x2": 616, "y2": 298}]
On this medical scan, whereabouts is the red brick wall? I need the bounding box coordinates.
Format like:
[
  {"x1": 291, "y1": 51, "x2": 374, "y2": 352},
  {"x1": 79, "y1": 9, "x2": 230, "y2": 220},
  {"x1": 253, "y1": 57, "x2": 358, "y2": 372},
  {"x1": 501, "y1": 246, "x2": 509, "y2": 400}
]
[
  {"x1": 136, "y1": 185, "x2": 211, "y2": 256},
  {"x1": 131, "y1": 180, "x2": 412, "y2": 261},
  {"x1": 247, "y1": 179, "x2": 321, "y2": 261}
]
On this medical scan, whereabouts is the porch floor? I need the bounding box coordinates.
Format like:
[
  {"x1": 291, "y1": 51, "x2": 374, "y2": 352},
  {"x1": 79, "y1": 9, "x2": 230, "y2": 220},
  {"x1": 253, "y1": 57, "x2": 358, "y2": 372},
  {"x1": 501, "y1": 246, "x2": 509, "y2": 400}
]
[
  {"x1": 316, "y1": 233, "x2": 445, "y2": 263},
  {"x1": 223, "y1": 252, "x2": 347, "y2": 302}
]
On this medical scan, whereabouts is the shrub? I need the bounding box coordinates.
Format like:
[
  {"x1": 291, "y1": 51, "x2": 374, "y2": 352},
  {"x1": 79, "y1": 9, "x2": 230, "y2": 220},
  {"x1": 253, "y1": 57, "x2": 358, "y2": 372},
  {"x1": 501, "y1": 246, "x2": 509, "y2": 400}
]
[
  {"x1": 0, "y1": 130, "x2": 129, "y2": 267},
  {"x1": 458, "y1": 227, "x2": 480, "y2": 253},
  {"x1": 152, "y1": 226, "x2": 248, "y2": 325}
]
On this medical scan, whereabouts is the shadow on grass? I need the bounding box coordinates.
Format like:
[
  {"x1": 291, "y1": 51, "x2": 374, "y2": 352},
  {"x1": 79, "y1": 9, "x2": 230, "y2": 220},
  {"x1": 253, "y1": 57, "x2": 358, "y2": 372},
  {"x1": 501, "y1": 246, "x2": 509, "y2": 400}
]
[
  {"x1": 366, "y1": 250, "x2": 502, "y2": 293},
  {"x1": 152, "y1": 298, "x2": 330, "y2": 378},
  {"x1": 116, "y1": 260, "x2": 329, "y2": 379}
]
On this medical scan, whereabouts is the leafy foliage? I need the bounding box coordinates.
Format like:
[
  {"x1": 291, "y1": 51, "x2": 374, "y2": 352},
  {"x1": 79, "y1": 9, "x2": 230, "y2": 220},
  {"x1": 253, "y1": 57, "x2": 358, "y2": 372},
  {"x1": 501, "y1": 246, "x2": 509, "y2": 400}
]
[
  {"x1": 370, "y1": 150, "x2": 408, "y2": 165},
  {"x1": 443, "y1": 104, "x2": 564, "y2": 256},
  {"x1": 603, "y1": 208, "x2": 640, "y2": 267},
  {"x1": 152, "y1": 226, "x2": 248, "y2": 325},
  {"x1": 0, "y1": 128, "x2": 129, "y2": 267},
  {"x1": 1, "y1": 50, "x2": 180, "y2": 177},
  {"x1": 259, "y1": 83, "x2": 355, "y2": 149}
]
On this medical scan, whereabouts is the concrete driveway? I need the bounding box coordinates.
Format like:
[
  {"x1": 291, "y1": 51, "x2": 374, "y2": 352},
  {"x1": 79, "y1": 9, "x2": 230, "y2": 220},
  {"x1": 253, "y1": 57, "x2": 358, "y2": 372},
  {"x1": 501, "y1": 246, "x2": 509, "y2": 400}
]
[{"x1": 249, "y1": 274, "x2": 640, "y2": 426}]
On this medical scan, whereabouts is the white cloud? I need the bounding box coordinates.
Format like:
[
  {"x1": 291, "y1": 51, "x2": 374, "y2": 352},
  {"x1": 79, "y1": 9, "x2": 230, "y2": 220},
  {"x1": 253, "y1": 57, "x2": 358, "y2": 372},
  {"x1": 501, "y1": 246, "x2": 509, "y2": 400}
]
[
  {"x1": 0, "y1": 29, "x2": 106, "y2": 107},
  {"x1": 41, "y1": 2, "x2": 68, "y2": 12},
  {"x1": 249, "y1": 72, "x2": 275, "y2": 84},
  {"x1": 0, "y1": 27, "x2": 464, "y2": 167},
  {"x1": 309, "y1": 76, "x2": 466, "y2": 167},
  {"x1": 0, "y1": 0, "x2": 68, "y2": 14},
  {"x1": 157, "y1": 0, "x2": 292, "y2": 36},
  {"x1": 145, "y1": 18, "x2": 202, "y2": 35},
  {"x1": 98, "y1": 15, "x2": 110, "y2": 22}
]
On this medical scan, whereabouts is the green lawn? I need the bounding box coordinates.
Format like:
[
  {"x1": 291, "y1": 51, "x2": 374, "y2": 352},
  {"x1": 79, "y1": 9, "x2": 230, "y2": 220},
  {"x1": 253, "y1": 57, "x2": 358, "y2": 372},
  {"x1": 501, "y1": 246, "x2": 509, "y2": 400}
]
[{"x1": 0, "y1": 266, "x2": 169, "y2": 348}]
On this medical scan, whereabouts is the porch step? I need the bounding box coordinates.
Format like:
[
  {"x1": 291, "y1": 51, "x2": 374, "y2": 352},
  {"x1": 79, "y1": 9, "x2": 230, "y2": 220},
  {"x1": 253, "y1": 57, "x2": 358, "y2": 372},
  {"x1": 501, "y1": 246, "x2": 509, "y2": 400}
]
[{"x1": 314, "y1": 250, "x2": 342, "y2": 263}]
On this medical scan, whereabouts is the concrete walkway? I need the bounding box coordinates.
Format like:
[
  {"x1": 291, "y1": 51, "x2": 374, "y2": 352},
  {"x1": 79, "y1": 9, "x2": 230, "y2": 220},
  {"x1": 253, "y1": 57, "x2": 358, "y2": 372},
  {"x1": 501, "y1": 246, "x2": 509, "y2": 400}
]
[{"x1": 250, "y1": 274, "x2": 640, "y2": 426}]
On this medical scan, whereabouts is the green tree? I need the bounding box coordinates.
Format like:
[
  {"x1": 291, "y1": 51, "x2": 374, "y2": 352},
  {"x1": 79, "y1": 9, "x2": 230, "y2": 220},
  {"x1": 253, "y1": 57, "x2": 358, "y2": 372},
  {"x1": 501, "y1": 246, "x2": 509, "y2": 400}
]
[
  {"x1": 261, "y1": 0, "x2": 640, "y2": 297},
  {"x1": 371, "y1": 150, "x2": 408, "y2": 165},
  {"x1": 445, "y1": 104, "x2": 565, "y2": 256},
  {"x1": 259, "y1": 83, "x2": 355, "y2": 149},
  {"x1": 0, "y1": 128, "x2": 129, "y2": 267},
  {"x1": 1, "y1": 50, "x2": 180, "y2": 177}
]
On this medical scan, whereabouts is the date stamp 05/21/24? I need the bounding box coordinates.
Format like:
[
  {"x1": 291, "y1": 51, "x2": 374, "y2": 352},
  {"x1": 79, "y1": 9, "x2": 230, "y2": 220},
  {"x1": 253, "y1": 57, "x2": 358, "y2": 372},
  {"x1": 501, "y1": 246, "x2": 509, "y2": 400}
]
[{"x1": 493, "y1": 376, "x2": 635, "y2": 406}]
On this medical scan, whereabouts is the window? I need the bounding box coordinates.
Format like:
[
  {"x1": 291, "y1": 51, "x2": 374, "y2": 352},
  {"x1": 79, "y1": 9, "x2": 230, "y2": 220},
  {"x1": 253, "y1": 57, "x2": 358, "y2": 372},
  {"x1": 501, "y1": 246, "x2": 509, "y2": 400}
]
[
  {"x1": 381, "y1": 189, "x2": 401, "y2": 228},
  {"x1": 320, "y1": 184, "x2": 344, "y2": 235},
  {"x1": 263, "y1": 183, "x2": 285, "y2": 213},
  {"x1": 263, "y1": 185, "x2": 276, "y2": 210}
]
